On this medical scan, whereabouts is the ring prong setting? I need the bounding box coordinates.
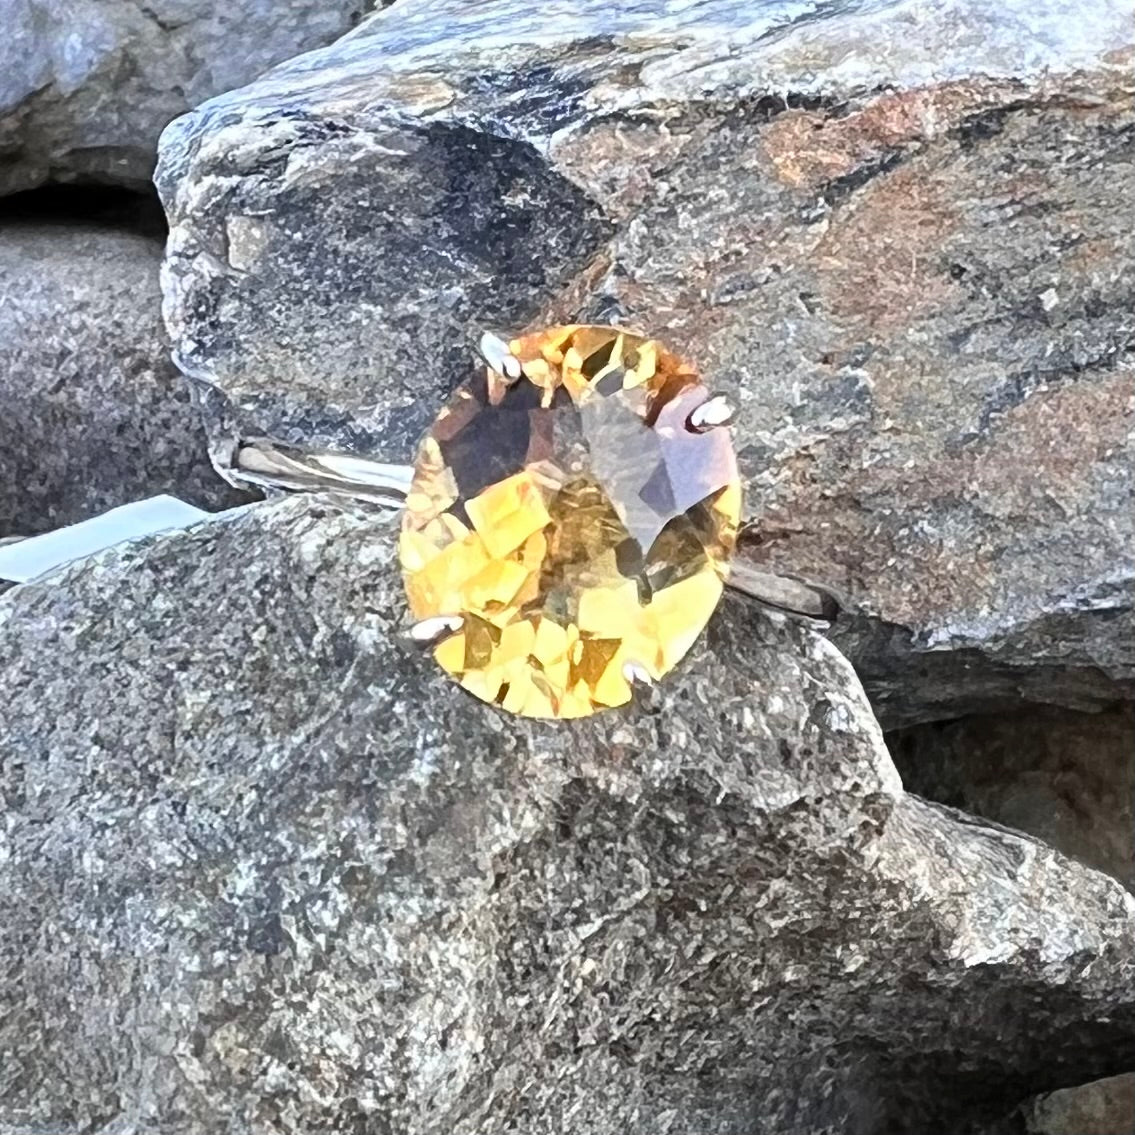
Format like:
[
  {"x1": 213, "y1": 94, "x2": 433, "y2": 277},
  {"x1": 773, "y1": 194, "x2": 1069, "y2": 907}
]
[
  {"x1": 478, "y1": 330, "x2": 522, "y2": 380},
  {"x1": 621, "y1": 660, "x2": 654, "y2": 688},
  {"x1": 687, "y1": 394, "x2": 736, "y2": 433},
  {"x1": 401, "y1": 324, "x2": 742, "y2": 720},
  {"x1": 406, "y1": 614, "x2": 465, "y2": 645}
]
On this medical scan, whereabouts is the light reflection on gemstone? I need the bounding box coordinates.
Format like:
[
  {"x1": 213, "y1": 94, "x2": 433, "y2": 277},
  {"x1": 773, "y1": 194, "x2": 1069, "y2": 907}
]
[{"x1": 399, "y1": 324, "x2": 741, "y2": 719}]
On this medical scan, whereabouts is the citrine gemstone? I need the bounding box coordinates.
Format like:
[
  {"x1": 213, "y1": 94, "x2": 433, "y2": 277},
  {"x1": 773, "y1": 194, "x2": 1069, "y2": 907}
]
[{"x1": 399, "y1": 324, "x2": 741, "y2": 718}]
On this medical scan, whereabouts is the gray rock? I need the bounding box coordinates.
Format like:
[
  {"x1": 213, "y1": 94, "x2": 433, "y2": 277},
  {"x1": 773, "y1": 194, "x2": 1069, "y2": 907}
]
[
  {"x1": 1024, "y1": 1072, "x2": 1135, "y2": 1134},
  {"x1": 0, "y1": 0, "x2": 370, "y2": 195},
  {"x1": 0, "y1": 223, "x2": 248, "y2": 539},
  {"x1": 1, "y1": 494, "x2": 1135, "y2": 1133},
  {"x1": 890, "y1": 704, "x2": 1135, "y2": 888},
  {"x1": 156, "y1": 0, "x2": 1135, "y2": 727}
]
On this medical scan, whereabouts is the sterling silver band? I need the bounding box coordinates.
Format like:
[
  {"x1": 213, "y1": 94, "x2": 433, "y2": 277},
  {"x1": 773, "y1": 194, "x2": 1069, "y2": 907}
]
[
  {"x1": 232, "y1": 438, "x2": 842, "y2": 624},
  {"x1": 234, "y1": 438, "x2": 413, "y2": 508}
]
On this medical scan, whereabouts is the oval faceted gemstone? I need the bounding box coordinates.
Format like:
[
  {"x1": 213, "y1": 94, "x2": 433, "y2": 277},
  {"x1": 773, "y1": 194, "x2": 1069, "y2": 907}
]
[{"x1": 399, "y1": 325, "x2": 741, "y2": 718}]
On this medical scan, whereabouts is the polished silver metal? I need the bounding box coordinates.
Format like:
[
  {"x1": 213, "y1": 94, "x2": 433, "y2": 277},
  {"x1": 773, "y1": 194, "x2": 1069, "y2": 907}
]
[
  {"x1": 234, "y1": 439, "x2": 413, "y2": 508},
  {"x1": 725, "y1": 560, "x2": 841, "y2": 623},
  {"x1": 687, "y1": 394, "x2": 736, "y2": 433},
  {"x1": 232, "y1": 409, "x2": 842, "y2": 630},
  {"x1": 406, "y1": 614, "x2": 466, "y2": 644},
  {"x1": 622, "y1": 658, "x2": 663, "y2": 711},
  {"x1": 230, "y1": 439, "x2": 841, "y2": 624},
  {"x1": 621, "y1": 659, "x2": 654, "y2": 687},
  {"x1": 478, "y1": 331, "x2": 522, "y2": 379}
]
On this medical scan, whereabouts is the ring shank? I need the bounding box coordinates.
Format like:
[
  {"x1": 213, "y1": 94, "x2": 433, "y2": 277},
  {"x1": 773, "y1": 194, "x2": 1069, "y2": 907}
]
[
  {"x1": 724, "y1": 559, "x2": 841, "y2": 623},
  {"x1": 234, "y1": 440, "x2": 412, "y2": 508},
  {"x1": 232, "y1": 440, "x2": 840, "y2": 622}
]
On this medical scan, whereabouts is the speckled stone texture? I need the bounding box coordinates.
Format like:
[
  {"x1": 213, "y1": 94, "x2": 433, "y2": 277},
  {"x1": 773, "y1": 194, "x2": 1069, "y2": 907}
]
[
  {"x1": 155, "y1": 0, "x2": 1135, "y2": 727},
  {"x1": 890, "y1": 704, "x2": 1135, "y2": 889},
  {"x1": 0, "y1": 223, "x2": 247, "y2": 538},
  {"x1": 1, "y1": 494, "x2": 1134, "y2": 1134},
  {"x1": 1024, "y1": 1072, "x2": 1135, "y2": 1134},
  {"x1": 0, "y1": 0, "x2": 371, "y2": 195}
]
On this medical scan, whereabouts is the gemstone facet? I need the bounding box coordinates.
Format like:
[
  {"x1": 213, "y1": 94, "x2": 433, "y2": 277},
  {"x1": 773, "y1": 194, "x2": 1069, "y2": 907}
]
[{"x1": 399, "y1": 325, "x2": 741, "y2": 718}]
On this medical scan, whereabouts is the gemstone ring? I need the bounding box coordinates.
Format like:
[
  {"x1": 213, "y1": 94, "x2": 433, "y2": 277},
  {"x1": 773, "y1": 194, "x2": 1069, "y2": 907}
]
[{"x1": 229, "y1": 324, "x2": 840, "y2": 719}]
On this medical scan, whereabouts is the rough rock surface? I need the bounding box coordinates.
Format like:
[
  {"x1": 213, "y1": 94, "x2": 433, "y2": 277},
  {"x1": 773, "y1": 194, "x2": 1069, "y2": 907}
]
[
  {"x1": 0, "y1": 0, "x2": 370, "y2": 195},
  {"x1": 0, "y1": 494, "x2": 1134, "y2": 1134},
  {"x1": 156, "y1": 0, "x2": 1135, "y2": 727},
  {"x1": 0, "y1": 222, "x2": 248, "y2": 538},
  {"x1": 1023, "y1": 1072, "x2": 1135, "y2": 1134},
  {"x1": 889, "y1": 704, "x2": 1135, "y2": 888}
]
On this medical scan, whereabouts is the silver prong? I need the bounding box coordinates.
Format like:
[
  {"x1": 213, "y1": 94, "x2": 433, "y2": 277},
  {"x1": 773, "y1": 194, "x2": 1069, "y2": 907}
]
[
  {"x1": 622, "y1": 659, "x2": 654, "y2": 687},
  {"x1": 478, "y1": 331, "x2": 522, "y2": 379},
  {"x1": 687, "y1": 394, "x2": 736, "y2": 433},
  {"x1": 622, "y1": 659, "x2": 662, "y2": 712},
  {"x1": 406, "y1": 614, "x2": 465, "y2": 644}
]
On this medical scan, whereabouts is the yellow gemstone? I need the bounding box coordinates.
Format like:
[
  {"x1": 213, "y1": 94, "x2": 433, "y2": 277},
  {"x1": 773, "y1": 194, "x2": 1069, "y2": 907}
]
[{"x1": 399, "y1": 324, "x2": 742, "y2": 718}]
